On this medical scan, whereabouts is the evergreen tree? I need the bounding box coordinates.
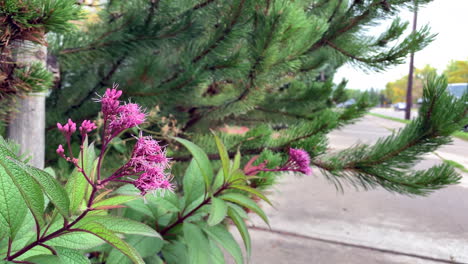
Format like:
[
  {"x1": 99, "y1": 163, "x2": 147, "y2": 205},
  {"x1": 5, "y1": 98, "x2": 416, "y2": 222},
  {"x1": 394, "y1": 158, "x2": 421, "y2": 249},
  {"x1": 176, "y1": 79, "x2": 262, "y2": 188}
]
[{"x1": 44, "y1": 0, "x2": 467, "y2": 194}]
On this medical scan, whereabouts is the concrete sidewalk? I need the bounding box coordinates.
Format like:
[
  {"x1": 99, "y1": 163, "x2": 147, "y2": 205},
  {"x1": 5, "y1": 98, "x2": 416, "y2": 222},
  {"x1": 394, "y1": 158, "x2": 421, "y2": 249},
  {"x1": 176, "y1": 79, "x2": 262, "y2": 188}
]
[{"x1": 229, "y1": 114, "x2": 468, "y2": 264}]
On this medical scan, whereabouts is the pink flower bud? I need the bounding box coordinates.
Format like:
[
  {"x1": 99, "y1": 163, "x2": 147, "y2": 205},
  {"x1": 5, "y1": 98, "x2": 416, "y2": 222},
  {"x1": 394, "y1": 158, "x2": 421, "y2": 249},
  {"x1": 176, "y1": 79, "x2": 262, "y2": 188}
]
[
  {"x1": 79, "y1": 120, "x2": 97, "y2": 136},
  {"x1": 56, "y1": 144, "x2": 65, "y2": 155},
  {"x1": 57, "y1": 119, "x2": 77, "y2": 138}
]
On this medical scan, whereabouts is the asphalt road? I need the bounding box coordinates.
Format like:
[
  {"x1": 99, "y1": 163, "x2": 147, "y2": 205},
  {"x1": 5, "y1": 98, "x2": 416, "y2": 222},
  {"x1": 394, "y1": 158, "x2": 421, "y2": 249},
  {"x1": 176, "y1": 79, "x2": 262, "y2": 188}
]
[
  {"x1": 232, "y1": 114, "x2": 468, "y2": 264},
  {"x1": 370, "y1": 107, "x2": 419, "y2": 119}
]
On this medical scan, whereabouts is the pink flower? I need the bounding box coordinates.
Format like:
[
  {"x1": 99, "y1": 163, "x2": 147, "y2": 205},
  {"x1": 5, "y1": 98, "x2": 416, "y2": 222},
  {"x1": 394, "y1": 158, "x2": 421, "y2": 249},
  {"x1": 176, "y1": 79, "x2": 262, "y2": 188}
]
[
  {"x1": 107, "y1": 135, "x2": 172, "y2": 196},
  {"x1": 100, "y1": 85, "x2": 123, "y2": 116},
  {"x1": 133, "y1": 167, "x2": 173, "y2": 195},
  {"x1": 285, "y1": 148, "x2": 312, "y2": 175},
  {"x1": 57, "y1": 119, "x2": 77, "y2": 139},
  {"x1": 79, "y1": 120, "x2": 97, "y2": 136},
  {"x1": 56, "y1": 144, "x2": 65, "y2": 156}
]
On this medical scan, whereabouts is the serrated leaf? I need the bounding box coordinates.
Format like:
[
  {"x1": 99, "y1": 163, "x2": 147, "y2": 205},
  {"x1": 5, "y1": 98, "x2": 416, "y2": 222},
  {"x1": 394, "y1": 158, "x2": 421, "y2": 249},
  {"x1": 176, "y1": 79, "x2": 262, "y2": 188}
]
[
  {"x1": 25, "y1": 254, "x2": 61, "y2": 264},
  {"x1": 173, "y1": 137, "x2": 213, "y2": 191},
  {"x1": 183, "y1": 223, "x2": 210, "y2": 264},
  {"x1": 107, "y1": 236, "x2": 164, "y2": 264},
  {"x1": 46, "y1": 231, "x2": 105, "y2": 249},
  {"x1": 183, "y1": 159, "x2": 206, "y2": 208},
  {"x1": 65, "y1": 137, "x2": 94, "y2": 215},
  {"x1": 219, "y1": 193, "x2": 269, "y2": 225},
  {"x1": 9, "y1": 160, "x2": 70, "y2": 219},
  {"x1": 208, "y1": 197, "x2": 228, "y2": 226},
  {"x1": 55, "y1": 247, "x2": 91, "y2": 264},
  {"x1": 201, "y1": 224, "x2": 243, "y2": 264},
  {"x1": 226, "y1": 203, "x2": 248, "y2": 219},
  {"x1": 76, "y1": 215, "x2": 161, "y2": 238},
  {"x1": 230, "y1": 185, "x2": 272, "y2": 205},
  {"x1": 144, "y1": 255, "x2": 164, "y2": 264},
  {"x1": 212, "y1": 133, "x2": 230, "y2": 183},
  {"x1": 208, "y1": 239, "x2": 225, "y2": 264},
  {"x1": 231, "y1": 149, "x2": 241, "y2": 175},
  {"x1": 92, "y1": 195, "x2": 137, "y2": 208},
  {"x1": 161, "y1": 240, "x2": 188, "y2": 264},
  {"x1": 78, "y1": 222, "x2": 145, "y2": 264},
  {"x1": 0, "y1": 155, "x2": 45, "y2": 228},
  {"x1": 212, "y1": 169, "x2": 224, "y2": 191},
  {"x1": 0, "y1": 152, "x2": 28, "y2": 239},
  {"x1": 229, "y1": 169, "x2": 247, "y2": 184},
  {"x1": 227, "y1": 207, "x2": 251, "y2": 256}
]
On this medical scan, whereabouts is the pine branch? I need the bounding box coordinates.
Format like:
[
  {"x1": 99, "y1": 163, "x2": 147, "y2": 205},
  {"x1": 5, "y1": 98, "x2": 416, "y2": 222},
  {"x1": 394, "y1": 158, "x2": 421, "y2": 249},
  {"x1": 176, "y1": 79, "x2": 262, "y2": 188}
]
[{"x1": 311, "y1": 76, "x2": 468, "y2": 195}]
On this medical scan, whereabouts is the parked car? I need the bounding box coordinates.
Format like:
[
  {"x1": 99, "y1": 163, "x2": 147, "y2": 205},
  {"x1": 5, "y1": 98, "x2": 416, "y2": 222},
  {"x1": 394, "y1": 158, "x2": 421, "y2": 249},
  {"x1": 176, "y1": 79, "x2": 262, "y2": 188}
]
[
  {"x1": 447, "y1": 83, "x2": 468, "y2": 99},
  {"x1": 336, "y1": 98, "x2": 356, "y2": 108},
  {"x1": 447, "y1": 83, "x2": 468, "y2": 132},
  {"x1": 393, "y1": 102, "x2": 406, "y2": 111}
]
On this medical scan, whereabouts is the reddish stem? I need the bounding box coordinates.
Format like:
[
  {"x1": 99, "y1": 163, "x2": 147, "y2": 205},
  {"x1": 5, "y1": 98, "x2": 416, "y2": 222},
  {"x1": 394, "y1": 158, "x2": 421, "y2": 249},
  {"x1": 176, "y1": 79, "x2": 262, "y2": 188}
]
[{"x1": 160, "y1": 184, "x2": 229, "y2": 235}]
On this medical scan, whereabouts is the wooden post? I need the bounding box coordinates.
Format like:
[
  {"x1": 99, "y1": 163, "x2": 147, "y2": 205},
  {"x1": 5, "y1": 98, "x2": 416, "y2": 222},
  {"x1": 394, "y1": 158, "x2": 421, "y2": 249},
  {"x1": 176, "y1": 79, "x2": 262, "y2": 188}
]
[{"x1": 7, "y1": 40, "x2": 47, "y2": 169}]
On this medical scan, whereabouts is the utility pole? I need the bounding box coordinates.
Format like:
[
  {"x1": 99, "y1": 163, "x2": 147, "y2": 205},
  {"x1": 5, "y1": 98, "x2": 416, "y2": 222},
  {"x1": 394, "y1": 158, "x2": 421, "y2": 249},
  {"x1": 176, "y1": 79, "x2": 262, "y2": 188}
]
[{"x1": 405, "y1": 0, "x2": 418, "y2": 120}]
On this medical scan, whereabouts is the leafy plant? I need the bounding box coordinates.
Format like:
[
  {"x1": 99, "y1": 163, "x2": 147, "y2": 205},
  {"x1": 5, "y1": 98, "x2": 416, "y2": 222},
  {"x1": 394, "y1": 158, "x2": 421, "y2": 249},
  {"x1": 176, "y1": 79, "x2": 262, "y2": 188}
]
[{"x1": 0, "y1": 86, "x2": 285, "y2": 263}]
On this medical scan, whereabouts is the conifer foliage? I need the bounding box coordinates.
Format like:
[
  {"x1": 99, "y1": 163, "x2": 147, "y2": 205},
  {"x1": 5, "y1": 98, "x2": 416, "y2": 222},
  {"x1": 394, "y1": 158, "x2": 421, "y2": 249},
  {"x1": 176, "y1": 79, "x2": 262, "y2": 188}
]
[{"x1": 45, "y1": 0, "x2": 465, "y2": 195}]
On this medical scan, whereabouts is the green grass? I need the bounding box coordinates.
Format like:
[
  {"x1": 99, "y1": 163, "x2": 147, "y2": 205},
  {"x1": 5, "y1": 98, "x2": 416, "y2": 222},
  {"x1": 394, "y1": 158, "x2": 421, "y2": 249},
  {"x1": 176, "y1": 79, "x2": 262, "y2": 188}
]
[
  {"x1": 368, "y1": 112, "x2": 468, "y2": 141},
  {"x1": 442, "y1": 159, "x2": 468, "y2": 173},
  {"x1": 453, "y1": 131, "x2": 468, "y2": 141},
  {"x1": 368, "y1": 112, "x2": 410, "y2": 124}
]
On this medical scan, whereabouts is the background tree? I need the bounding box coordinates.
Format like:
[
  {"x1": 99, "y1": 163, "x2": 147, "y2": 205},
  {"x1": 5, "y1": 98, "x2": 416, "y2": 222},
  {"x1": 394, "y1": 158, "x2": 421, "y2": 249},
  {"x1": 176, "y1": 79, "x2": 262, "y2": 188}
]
[
  {"x1": 384, "y1": 64, "x2": 436, "y2": 103},
  {"x1": 444, "y1": 59, "x2": 468, "y2": 83},
  {"x1": 0, "y1": 0, "x2": 80, "y2": 168},
  {"x1": 45, "y1": 1, "x2": 466, "y2": 196}
]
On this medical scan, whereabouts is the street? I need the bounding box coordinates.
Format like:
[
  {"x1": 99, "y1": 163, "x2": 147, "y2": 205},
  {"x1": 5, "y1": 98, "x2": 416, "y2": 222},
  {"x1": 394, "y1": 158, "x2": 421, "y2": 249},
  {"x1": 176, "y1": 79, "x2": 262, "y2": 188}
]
[
  {"x1": 370, "y1": 107, "x2": 419, "y2": 119},
  {"x1": 232, "y1": 113, "x2": 468, "y2": 264}
]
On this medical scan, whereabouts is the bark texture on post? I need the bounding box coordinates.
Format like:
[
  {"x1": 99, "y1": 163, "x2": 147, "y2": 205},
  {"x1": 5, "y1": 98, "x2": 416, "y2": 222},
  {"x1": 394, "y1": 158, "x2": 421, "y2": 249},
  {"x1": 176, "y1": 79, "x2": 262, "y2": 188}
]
[{"x1": 7, "y1": 40, "x2": 47, "y2": 169}]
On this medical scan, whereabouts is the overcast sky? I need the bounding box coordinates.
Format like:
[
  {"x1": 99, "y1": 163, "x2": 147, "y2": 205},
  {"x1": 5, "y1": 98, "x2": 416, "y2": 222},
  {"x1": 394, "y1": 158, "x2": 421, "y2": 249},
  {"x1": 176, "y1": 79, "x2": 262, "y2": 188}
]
[{"x1": 333, "y1": 0, "x2": 468, "y2": 91}]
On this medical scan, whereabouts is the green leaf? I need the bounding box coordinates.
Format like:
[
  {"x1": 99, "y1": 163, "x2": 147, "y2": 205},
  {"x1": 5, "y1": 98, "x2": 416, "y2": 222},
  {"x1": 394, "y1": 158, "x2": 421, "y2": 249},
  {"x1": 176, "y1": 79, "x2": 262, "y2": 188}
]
[
  {"x1": 173, "y1": 137, "x2": 213, "y2": 191},
  {"x1": 219, "y1": 193, "x2": 269, "y2": 225},
  {"x1": 230, "y1": 185, "x2": 272, "y2": 205},
  {"x1": 227, "y1": 207, "x2": 251, "y2": 256},
  {"x1": 55, "y1": 247, "x2": 91, "y2": 264},
  {"x1": 0, "y1": 154, "x2": 45, "y2": 228},
  {"x1": 65, "y1": 137, "x2": 94, "y2": 215},
  {"x1": 93, "y1": 195, "x2": 137, "y2": 208},
  {"x1": 201, "y1": 224, "x2": 243, "y2": 264},
  {"x1": 46, "y1": 231, "x2": 105, "y2": 250},
  {"x1": 9, "y1": 160, "x2": 70, "y2": 219},
  {"x1": 183, "y1": 223, "x2": 210, "y2": 264},
  {"x1": 144, "y1": 255, "x2": 164, "y2": 264},
  {"x1": 208, "y1": 239, "x2": 225, "y2": 264},
  {"x1": 25, "y1": 255, "x2": 61, "y2": 264},
  {"x1": 79, "y1": 222, "x2": 145, "y2": 264},
  {"x1": 231, "y1": 149, "x2": 241, "y2": 174},
  {"x1": 227, "y1": 203, "x2": 248, "y2": 219},
  {"x1": 76, "y1": 215, "x2": 161, "y2": 238},
  {"x1": 228, "y1": 169, "x2": 247, "y2": 184},
  {"x1": 0, "y1": 150, "x2": 28, "y2": 239},
  {"x1": 183, "y1": 159, "x2": 206, "y2": 208},
  {"x1": 212, "y1": 168, "x2": 224, "y2": 191},
  {"x1": 212, "y1": 132, "x2": 230, "y2": 183},
  {"x1": 107, "y1": 236, "x2": 164, "y2": 264},
  {"x1": 161, "y1": 240, "x2": 188, "y2": 264},
  {"x1": 207, "y1": 197, "x2": 228, "y2": 226}
]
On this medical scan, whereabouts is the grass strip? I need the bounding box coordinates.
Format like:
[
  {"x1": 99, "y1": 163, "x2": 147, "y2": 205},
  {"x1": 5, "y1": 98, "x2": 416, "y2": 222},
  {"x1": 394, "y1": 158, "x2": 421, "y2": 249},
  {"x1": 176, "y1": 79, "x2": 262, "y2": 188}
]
[{"x1": 368, "y1": 112, "x2": 468, "y2": 141}]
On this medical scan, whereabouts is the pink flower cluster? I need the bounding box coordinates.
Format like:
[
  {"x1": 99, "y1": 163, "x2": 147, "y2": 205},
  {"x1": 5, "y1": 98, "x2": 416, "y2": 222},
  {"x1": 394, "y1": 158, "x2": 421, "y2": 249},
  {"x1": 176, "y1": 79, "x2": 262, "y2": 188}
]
[
  {"x1": 100, "y1": 85, "x2": 145, "y2": 140},
  {"x1": 56, "y1": 85, "x2": 173, "y2": 196},
  {"x1": 56, "y1": 119, "x2": 96, "y2": 165},
  {"x1": 284, "y1": 148, "x2": 312, "y2": 176},
  {"x1": 57, "y1": 119, "x2": 76, "y2": 140},
  {"x1": 110, "y1": 136, "x2": 173, "y2": 195},
  {"x1": 243, "y1": 148, "x2": 311, "y2": 176}
]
